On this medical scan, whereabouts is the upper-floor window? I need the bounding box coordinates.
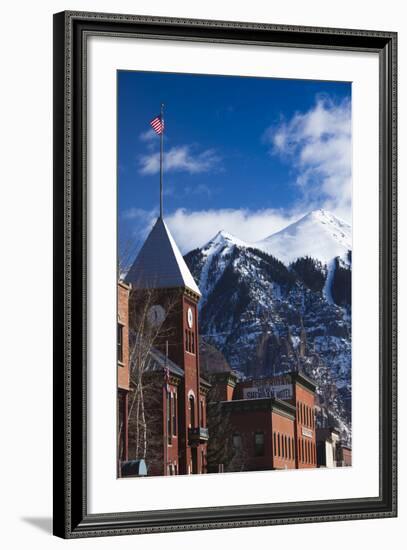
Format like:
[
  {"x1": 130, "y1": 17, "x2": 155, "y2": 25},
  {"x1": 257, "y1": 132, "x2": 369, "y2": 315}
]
[
  {"x1": 172, "y1": 392, "x2": 177, "y2": 436},
  {"x1": 189, "y1": 394, "x2": 195, "y2": 428},
  {"x1": 117, "y1": 324, "x2": 124, "y2": 363},
  {"x1": 167, "y1": 391, "x2": 172, "y2": 444},
  {"x1": 185, "y1": 329, "x2": 195, "y2": 354}
]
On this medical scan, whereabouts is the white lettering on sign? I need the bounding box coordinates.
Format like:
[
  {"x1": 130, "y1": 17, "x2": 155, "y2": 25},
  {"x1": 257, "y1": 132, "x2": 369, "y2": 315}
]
[
  {"x1": 302, "y1": 427, "x2": 313, "y2": 438},
  {"x1": 243, "y1": 384, "x2": 293, "y2": 401}
]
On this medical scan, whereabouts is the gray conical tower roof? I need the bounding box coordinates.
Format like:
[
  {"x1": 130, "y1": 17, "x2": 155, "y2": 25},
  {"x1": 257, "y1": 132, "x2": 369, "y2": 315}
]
[{"x1": 125, "y1": 217, "x2": 201, "y2": 297}]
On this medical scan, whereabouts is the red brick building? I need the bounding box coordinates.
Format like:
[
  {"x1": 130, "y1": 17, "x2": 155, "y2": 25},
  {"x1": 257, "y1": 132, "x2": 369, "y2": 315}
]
[
  {"x1": 124, "y1": 217, "x2": 209, "y2": 476},
  {"x1": 117, "y1": 281, "x2": 130, "y2": 465},
  {"x1": 209, "y1": 371, "x2": 317, "y2": 471}
]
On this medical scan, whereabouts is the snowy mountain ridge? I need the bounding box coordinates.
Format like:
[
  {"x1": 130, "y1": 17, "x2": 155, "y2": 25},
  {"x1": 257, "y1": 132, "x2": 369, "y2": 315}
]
[{"x1": 197, "y1": 209, "x2": 352, "y2": 267}]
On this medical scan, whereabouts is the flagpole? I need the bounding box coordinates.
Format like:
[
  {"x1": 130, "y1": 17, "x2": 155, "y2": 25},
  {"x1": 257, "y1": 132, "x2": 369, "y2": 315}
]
[{"x1": 160, "y1": 103, "x2": 164, "y2": 219}]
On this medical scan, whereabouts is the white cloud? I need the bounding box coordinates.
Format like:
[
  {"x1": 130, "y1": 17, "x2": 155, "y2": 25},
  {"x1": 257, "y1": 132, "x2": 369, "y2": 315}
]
[
  {"x1": 122, "y1": 206, "x2": 303, "y2": 255},
  {"x1": 165, "y1": 207, "x2": 302, "y2": 254},
  {"x1": 138, "y1": 145, "x2": 221, "y2": 175},
  {"x1": 264, "y1": 96, "x2": 352, "y2": 222},
  {"x1": 139, "y1": 128, "x2": 157, "y2": 142}
]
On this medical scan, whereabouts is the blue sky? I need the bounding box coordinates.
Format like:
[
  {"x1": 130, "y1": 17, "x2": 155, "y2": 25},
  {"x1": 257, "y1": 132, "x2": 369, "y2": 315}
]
[{"x1": 118, "y1": 70, "x2": 351, "y2": 255}]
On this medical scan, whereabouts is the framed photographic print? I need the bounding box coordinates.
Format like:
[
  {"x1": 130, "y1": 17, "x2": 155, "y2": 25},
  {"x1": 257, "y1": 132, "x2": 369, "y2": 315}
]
[{"x1": 53, "y1": 11, "x2": 397, "y2": 538}]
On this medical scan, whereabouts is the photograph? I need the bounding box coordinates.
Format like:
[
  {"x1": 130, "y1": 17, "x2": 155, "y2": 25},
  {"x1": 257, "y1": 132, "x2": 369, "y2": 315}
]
[{"x1": 116, "y1": 70, "x2": 353, "y2": 478}]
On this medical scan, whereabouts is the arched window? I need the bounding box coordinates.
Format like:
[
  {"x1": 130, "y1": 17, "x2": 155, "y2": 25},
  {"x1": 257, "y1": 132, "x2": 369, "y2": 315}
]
[{"x1": 189, "y1": 394, "x2": 195, "y2": 428}]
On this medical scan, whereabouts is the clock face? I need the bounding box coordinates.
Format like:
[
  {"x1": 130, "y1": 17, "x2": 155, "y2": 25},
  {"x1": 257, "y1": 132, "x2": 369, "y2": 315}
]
[
  {"x1": 187, "y1": 307, "x2": 193, "y2": 329},
  {"x1": 147, "y1": 305, "x2": 166, "y2": 327}
]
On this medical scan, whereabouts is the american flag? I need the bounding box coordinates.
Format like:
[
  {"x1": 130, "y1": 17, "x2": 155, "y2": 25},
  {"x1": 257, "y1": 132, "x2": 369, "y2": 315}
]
[{"x1": 150, "y1": 114, "x2": 164, "y2": 135}]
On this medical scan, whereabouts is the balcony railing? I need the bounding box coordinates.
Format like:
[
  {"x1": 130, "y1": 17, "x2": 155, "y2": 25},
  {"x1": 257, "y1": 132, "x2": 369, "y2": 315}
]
[{"x1": 188, "y1": 426, "x2": 209, "y2": 446}]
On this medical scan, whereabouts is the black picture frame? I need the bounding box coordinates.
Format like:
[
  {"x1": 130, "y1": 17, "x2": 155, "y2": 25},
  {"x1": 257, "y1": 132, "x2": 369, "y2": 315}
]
[{"x1": 53, "y1": 10, "x2": 397, "y2": 539}]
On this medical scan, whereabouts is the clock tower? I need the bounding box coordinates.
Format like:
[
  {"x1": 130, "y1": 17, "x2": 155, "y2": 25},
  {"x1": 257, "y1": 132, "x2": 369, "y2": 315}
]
[{"x1": 125, "y1": 217, "x2": 208, "y2": 475}]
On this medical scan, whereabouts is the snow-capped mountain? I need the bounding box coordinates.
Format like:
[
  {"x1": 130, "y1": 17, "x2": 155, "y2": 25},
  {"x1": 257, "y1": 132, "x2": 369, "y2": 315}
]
[
  {"x1": 184, "y1": 209, "x2": 352, "y2": 443},
  {"x1": 255, "y1": 209, "x2": 352, "y2": 265}
]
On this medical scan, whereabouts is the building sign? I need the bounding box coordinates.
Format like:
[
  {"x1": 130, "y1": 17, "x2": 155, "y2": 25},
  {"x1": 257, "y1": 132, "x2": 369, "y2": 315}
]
[
  {"x1": 243, "y1": 384, "x2": 293, "y2": 401},
  {"x1": 302, "y1": 427, "x2": 313, "y2": 438}
]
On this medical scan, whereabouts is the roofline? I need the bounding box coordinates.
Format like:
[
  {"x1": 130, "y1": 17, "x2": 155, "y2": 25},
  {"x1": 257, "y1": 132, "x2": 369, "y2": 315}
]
[
  {"x1": 290, "y1": 371, "x2": 317, "y2": 392},
  {"x1": 208, "y1": 397, "x2": 296, "y2": 418},
  {"x1": 118, "y1": 280, "x2": 131, "y2": 291}
]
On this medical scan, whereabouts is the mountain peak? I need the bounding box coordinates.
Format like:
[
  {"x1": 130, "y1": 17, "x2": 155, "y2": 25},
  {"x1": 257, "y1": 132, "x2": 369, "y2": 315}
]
[
  {"x1": 256, "y1": 209, "x2": 351, "y2": 265},
  {"x1": 203, "y1": 230, "x2": 248, "y2": 253}
]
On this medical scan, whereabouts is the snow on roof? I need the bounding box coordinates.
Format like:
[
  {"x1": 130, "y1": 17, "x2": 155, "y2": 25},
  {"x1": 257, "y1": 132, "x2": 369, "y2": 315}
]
[{"x1": 125, "y1": 217, "x2": 201, "y2": 296}]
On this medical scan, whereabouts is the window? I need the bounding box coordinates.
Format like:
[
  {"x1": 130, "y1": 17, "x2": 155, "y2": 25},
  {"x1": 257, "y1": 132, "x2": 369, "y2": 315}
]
[
  {"x1": 233, "y1": 433, "x2": 242, "y2": 450},
  {"x1": 292, "y1": 438, "x2": 295, "y2": 460},
  {"x1": 185, "y1": 329, "x2": 196, "y2": 354},
  {"x1": 273, "y1": 432, "x2": 277, "y2": 456},
  {"x1": 288, "y1": 437, "x2": 291, "y2": 460},
  {"x1": 167, "y1": 391, "x2": 172, "y2": 444},
  {"x1": 189, "y1": 395, "x2": 195, "y2": 428},
  {"x1": 254, "y1": 432, "x2": 265, "y2": 457},
  {"x1": 172, "y1": 392, "x2": 177, "y2": 436},
  {"x1": 278, "y1": 433, "x2": 281, "y2": 457},
  {"x1": 117, "y1": 324, "x2": 123, "y2": 363},
  {"x1": 200, "y1": 399, "x2": 205, "y2": 428}
]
